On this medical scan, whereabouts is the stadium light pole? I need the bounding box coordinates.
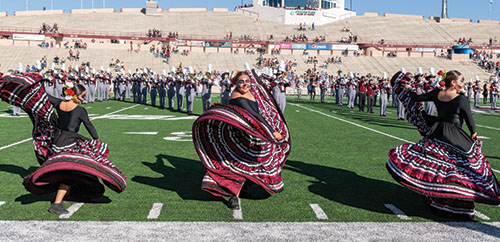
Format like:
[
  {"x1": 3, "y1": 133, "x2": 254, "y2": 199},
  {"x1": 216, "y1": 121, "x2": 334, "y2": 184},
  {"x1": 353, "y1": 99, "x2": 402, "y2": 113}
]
[
  {"x1": 25, "y1": 0, "x2": 28, "y2": 11},
  {"x1": 80, "y1": 0, "x2": 83, "y2": 9},
  {"x1": 51, "y1": 0, "x2": 53, "y2": 10},
  {"x1": 103, "y1": 0, "x2": 105, "y2": 8},
  {"x1": 489, "y1": 0, "x2": 493, "y2": 20}
]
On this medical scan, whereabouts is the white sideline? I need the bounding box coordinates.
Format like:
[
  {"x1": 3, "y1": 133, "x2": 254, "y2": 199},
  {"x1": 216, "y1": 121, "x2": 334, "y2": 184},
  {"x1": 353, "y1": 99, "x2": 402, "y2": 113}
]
[
  {"x1": 384, "y1": 204, "x2": 411, "y2": 220},
  {"x1": 0, "y1": 201, "x2": 5, "y2": 207},
  {"x1": 1, "y1": 221, "x2": 500, "y2": 241},
  {"x1": 293, "y1": 103, "x2": 500, "y2": 175},
  {"x1": 147, "y1": 203, "x2": 163, "y2": 219},
  {"x1": 0, "y1": 104, "x2": 139, "y2": 151},
  {"x1": 59, "y1": 203, "x2": 84, "y2": 219},
  {"x1": 309, "y1": 204, "x2": 328, "y2": 220},
  {"x1": 289, "y1": 103, "x2": 413, "y2": 143}
]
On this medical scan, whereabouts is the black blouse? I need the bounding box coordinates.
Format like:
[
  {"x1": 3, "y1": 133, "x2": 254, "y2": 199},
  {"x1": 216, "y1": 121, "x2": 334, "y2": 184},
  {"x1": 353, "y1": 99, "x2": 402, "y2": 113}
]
[
  {"x1": 411, "y1": 89, "x2": 476, "y2": 134},
  {"x1": 47, "y1": 95, "x2": 99, "y2": 139},
  {"x1": 229, "y1": 97, "x2": 274, "y2": 133}
]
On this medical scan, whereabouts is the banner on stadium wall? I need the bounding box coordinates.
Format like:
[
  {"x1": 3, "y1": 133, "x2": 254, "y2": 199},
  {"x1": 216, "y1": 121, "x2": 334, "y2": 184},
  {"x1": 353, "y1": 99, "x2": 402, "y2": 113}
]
[
  {"x1": 306, "y1": 44, "x2": 331, "y2": 50},
  {"x1": 187, "y1": 40, "x2": 204, "y2": 47},
  {"x1": 331, "y1": 45, "x2": 359, "y2": 51},
  {"x1": 204, "y1": 41, "x2": 232, "y2": 48},
  {"x1": 292, "y1": 44, "x2": 306, "y2": 49},
  {"x1": 174, "y1": 39, "x2": 187, "y2": 46},
  {"x1": 289, "y1": 10, "x2": 316, "y2": 16},
  {"x1": 415, "y1": 48, "x2": 442, "y2": 52},
  {"x1": 280, "y1": 43, "x2": 293, "y2": 49},
  {"x1": 12, "y1": 34, "x2": 45, "y2": 41}
]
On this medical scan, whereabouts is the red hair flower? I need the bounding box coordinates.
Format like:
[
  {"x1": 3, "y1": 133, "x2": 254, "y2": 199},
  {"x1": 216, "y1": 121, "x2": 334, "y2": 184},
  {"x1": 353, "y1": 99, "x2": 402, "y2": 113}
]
[{"x1": 66, "y1": 89, "x2": 75, "y2": 97}]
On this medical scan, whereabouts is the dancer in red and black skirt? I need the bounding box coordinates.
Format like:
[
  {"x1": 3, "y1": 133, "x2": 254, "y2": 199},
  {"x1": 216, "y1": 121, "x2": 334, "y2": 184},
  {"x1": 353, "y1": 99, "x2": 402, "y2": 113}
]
[
  {"x1": 0, "y1": 73, "x2": 126, "y2": 214},
  {"x1": 387, "y1": 70, "x2": 500, "y2": 218},
  {"x1": 192, "y1": 69, "x2": 291, "y2": 209}
]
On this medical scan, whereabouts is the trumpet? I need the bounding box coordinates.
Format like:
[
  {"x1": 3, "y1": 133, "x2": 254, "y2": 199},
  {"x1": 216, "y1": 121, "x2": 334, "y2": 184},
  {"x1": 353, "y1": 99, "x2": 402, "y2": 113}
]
[
  {"x1": 188, "y1": 73, "x2": 195, "y2": 79},
  {"x1": 282, "y1": 72, "x2": 288, "y2": 78},
  {"x1": 205, "y1": 72, "x2": 212, "y2": 79},
  {"x1": 196, "y1": 72, "x2": 203, "y2": 80}
]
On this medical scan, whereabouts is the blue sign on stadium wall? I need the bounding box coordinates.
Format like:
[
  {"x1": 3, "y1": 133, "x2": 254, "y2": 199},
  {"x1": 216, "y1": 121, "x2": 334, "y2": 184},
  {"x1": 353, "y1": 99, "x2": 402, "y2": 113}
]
[{"x1": 306, "y1": 44, "x2": 331, "y2": 50}]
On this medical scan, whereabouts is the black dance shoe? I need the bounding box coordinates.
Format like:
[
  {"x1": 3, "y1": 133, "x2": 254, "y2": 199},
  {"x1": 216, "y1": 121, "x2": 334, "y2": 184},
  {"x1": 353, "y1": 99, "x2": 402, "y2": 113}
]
[
  {"x1": 48, "y1": 203, "x2": 69, "y2": 214},
  {"x1": 228, "y1": 196, "x2": 240, "y2": 210}
]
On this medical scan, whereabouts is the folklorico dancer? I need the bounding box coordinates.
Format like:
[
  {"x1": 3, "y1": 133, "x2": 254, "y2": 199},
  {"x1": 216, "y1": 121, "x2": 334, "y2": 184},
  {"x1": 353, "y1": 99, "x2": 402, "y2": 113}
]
[
  {"x1": 0, "y1": 73, "x2": 126, "y2": 215},
  {"x1": 192, "y1": 65, "x2": 290, "y2": 210},
  {"x1": 387, "y1": 70, "x2": 500, "y2": 218}
]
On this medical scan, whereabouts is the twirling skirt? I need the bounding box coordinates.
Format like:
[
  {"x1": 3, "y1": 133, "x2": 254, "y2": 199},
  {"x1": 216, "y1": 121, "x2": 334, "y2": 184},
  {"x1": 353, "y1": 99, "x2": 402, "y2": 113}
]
[
  {"x1": 0, "y1": 73, "x2": 126, "y2": 200},
  {"x1": 192, "y1": 71, "x2": 291, "y2": 197},
  {"x1": 387, "y1": 73, "x2": 500, "y2": 215}
]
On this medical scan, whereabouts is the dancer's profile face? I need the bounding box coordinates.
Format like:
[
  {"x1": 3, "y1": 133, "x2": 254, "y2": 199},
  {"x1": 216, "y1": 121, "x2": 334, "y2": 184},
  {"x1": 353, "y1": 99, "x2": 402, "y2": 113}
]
[
  {"x1": 236, "y1": 74, "x2": 251, "y2": 94},
  {"x1": 75, "y1": 91, "x2": 87, "y2": 104}
]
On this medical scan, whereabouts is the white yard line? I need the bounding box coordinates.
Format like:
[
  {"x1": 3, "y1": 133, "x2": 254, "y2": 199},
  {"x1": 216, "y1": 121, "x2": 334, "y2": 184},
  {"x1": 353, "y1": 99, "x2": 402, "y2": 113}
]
[
  {"x1": 0, "y1": 201, "x2": 5, "y2": 207},
  {"x1": 477, "y1": 124, "x2": 500, "y2": 131},
  {"x1": 233, "y1": 200, "x2": 243, "y2": 220},
  {"x1": 309, "y1": 204, "x2": 328, "y2": 220},
  {"x1": 147, "y1": 203, "x2": 163, "y2": 219},
  {"x1": 123, "y1": 132, "x2": 158, "y2": 135},
  {"x1": 0, "y1": 138, "x2": 33, "y2": 151},
  {"x1": 290, "y1": 103, "x2": 412, "y2": 143},
  {"x1": 474, "y1": 210, "x2": 491, "y2": 221},
  {"x1": 0, "y1": 104, "x2": 139, "y2": 152},
  {"x1": 384, "y1": 204, "x2": 411, "y2": 220},
  {"x1": 59, "y1": 203, "x2": 84, "y2": 219}
]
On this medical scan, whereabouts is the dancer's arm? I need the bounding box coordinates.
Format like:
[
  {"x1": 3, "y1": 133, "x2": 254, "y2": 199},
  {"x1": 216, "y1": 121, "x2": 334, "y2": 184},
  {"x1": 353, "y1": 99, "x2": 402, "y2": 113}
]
[
  {"x1": 80, "y1": 108, "x2": 99, "y2": 140},
  {"x1": 459, "y1": 97, "x2": 477, "y2": 137}
]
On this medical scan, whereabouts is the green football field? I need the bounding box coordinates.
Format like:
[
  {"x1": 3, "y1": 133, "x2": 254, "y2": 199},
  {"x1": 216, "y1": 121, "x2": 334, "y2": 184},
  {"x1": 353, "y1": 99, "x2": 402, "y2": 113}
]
[{"x1": 0, "y1": 94, "x2": 499, "y2": 222}]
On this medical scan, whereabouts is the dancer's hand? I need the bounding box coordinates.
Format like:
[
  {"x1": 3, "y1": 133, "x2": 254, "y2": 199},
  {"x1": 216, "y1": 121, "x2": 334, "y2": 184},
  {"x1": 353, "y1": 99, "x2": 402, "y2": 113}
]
[
  {"x1": 471, "y1": 132, "x2": 477, "y2": 139},
  {"x1": 273, "y1": 132, "x2": 282, "y2": 140}
]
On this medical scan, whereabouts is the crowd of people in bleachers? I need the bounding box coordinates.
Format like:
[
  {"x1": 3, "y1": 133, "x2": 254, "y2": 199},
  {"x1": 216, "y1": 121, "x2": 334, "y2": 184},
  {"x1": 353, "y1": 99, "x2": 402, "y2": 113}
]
[
  {"x1": 39, "y1": 23, "x2": 58, "y2": 34},
  {"x1": 147, "y1": 29, "x2": 163, "y2": 38},
  {"x1": 472, "y1": 50, "x2": 500, "y2": 74},
  {"x1": 457, "y1": 37, "x2": 473, "y2": 45},
  {"x1": 270, "y1": 48, "x2": 281, "y2": 55},
  {"x1": 284, "y1": 34, "x2": 308, "y2": 42}
]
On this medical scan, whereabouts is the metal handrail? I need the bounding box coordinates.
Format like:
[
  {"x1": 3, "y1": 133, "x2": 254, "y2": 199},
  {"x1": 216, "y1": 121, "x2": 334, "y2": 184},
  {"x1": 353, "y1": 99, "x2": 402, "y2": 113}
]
[{"x1": 1, "y1": 26, "x2": 500, "y2": 49}]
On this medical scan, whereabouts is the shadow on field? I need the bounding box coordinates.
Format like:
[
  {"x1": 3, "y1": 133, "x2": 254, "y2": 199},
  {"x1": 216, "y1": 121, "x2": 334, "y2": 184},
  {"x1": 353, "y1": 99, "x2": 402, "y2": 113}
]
[
  {"x1": 131, "y1": 154, "x2": 221, "y2": 202},
  {"x1": 0, "y1": 164, "x2": 37, "y2": 178},
  {"x1": 285, "y1": 160, "x2": 475, "y2": 222},
  {"x1": 0, "y1": 164, "x2": 111, "y2": 204},
  {"x1": 288, "y1": 100, "x2": 415, "y2": 131}
]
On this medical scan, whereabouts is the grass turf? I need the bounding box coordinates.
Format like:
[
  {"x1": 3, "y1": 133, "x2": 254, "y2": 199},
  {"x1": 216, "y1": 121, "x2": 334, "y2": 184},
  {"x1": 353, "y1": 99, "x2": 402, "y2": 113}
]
[{"x1": 0, "y1": 94, "x2": 499, "y2": 222}]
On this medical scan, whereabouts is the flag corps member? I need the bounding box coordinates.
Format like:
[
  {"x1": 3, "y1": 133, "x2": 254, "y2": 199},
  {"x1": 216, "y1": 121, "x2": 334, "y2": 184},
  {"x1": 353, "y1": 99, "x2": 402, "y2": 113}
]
[{"x1": 192, "y1": 66, "x2": 291, "y2": 210}]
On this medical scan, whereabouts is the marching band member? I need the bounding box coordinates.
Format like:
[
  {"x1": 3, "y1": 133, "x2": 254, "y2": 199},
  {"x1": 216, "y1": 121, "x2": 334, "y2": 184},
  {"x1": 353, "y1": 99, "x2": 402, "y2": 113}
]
[{"x1": 201, "y1": 64, "x2": 214, "y2": 112}]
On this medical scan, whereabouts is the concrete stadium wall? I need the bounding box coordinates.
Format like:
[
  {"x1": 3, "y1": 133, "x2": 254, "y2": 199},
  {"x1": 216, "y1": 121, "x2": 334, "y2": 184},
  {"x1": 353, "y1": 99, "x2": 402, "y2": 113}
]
[
  {"x1": 477, "y1": 19, "x2": 500, "y2": 24},
  {"x1": 439, "y1": 18, "x2": 472, "y2": 23},
  {"x1": 363, "y1": 12, "x2": 379, "y2": 17},
  {"x1": 168, "y1": 8, "x2": 207, "y2": 12},
  {"x1": 70, "y1": 8, "x2": 116, "y2": 14},
  {"x1": 383, "y1": 13, "x2": 424, "y2": 19},
  {"x1": 120, "y1": 8, "x2": 163, "y2": 13},
  {"x1": 120, "y1": 8, "x2": 143, "y2": 13},
  {"x1": 212, "y1": 8, "x2": 228, "y2": 12},
  {"x1": 14, "y1": 10, "x2": 64, "y2": 16}
]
